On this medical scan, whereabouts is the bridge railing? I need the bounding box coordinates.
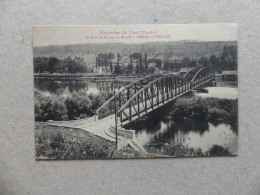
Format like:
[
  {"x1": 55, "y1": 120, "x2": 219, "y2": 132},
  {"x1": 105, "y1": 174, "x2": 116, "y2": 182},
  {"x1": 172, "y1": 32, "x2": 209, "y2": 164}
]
[
  {"x1": 116, "y1": 75, "x2": 191, "y2": 124},
  {"x1": 96, "y1": 66, "x2": 215, "y2": 123},
  {"x1": 191, "y1": 67, "x2": 215, "y2": 89},
  {"x1": 183, "y1": 65, "x2": 203, "y2": 80},
  {"x1": 96, "y1": 74, "x2": 163, "y2": 120},
  {"x1": 116, "y1": 67, "x2": 215, "y2": 125}
]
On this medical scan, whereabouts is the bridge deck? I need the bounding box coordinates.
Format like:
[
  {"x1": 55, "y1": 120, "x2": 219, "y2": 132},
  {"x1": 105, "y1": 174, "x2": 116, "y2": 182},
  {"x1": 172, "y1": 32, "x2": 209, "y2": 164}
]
[{"x1": 118, "y1": 76, "x2": 214, "y2": 126}]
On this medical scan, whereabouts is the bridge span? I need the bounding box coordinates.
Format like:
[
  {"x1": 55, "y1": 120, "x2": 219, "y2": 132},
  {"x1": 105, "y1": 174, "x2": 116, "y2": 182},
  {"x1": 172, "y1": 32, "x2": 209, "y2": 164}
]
[
  {"x1": 48, "y1": 66, "x2": 215, "y2": 151},
  {"x1": 97, "y1": 66, "x2": 215, "y2": 126}
]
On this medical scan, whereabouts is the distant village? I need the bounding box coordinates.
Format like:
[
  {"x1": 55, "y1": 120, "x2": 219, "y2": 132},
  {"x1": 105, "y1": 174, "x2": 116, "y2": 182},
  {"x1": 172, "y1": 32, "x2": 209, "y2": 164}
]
[{"x1": 34, "y1": 45, "x2": 237, "y2": 81}]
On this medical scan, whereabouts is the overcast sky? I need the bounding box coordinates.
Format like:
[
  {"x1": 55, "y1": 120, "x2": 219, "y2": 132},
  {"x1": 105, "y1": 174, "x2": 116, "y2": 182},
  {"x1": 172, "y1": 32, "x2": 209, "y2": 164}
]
[{"x1": 33, "y1": 24, "x2": 237, "y2": 47}]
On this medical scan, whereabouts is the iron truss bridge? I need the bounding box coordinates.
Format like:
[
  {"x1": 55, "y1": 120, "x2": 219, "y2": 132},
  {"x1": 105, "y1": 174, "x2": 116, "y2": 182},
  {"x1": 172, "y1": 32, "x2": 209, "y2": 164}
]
[{"x1": 96, "y1": 66, "x2": 215, "y2": 126}]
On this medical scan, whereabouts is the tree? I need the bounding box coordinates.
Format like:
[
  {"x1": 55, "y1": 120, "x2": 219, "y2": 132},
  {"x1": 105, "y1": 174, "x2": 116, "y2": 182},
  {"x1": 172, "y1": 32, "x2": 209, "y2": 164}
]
[
  {"x1": 209, "y1": 145, "x2": 230, "y2": 156},
  {"x1": 107, "y1": 52, "x2": 115, "y2": 60},
  {"x1": 126, "y1": 62, "x2": 133, "y2": 74},
  {"x1": 199, "y1": 57, "x2": 209, "y2": 67},
  {"x1": 148, "y1": 66, "x2": 156, "y2": 74},
  {"x1": 107, "y1": 52, "x2": 115, "y2": 73},
  {"x1": 109, "y1": 59, "x2": 113, "y2": 73},
  {"x1": 182, "y1": 57, "x2": 190, "y2": 67},
  {"x1": 163, "y1": 61, "x2": 172, "y2": 70},
  {"x1": 130, "y1": 53, "x2": 145, "y2": 74},
  {"x1": 155, "y1": 59, "x2": 162, "y2": 69},
  {"x1": 34, "y1": 92, "x2": 68, "y2": 121},
  {"x1": 189, "y1": 59, "x2": 197, "y2": 68},
  {"x1": 117, "y1": 53, "x2": 122, "y2": 66},
  {"x1": 113, "y1": 64, "x2": 125, "y2": 75},
  {"x1": 210, "y1": 55, "x2": 218, "y2": 67},
  {"x1": 131, "y1": 52, "x2": 142, "y2": 60},
  {"x1": 65, "y1": 91, "x2": 93, "y2": 120},
  {"x1": 47, "y1": 57, "x2": 59, "y2": 73},
  {"x1": 144, "y1": 53, "x2": 148, "y2": 72},
  {"x1": 221, "y1": 45, "x2": 237, "y2": 70},
  {"x1": 34, "y1": 56, "x2": 90, "y2": 74},
  {"x1": 136, "y1": 60, "x2": 140, "y2": 74}
]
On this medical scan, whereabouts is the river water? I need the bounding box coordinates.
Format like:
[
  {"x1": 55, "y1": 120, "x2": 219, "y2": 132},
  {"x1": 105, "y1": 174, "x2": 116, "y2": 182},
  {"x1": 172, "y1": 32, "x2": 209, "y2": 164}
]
[
  {"x1": 125, "y1": 81, "x2": 238, "y2": 157},
  {"x1": 127, "y1": 114, "x2": 238, "y2": 156},
  {"x1": 34, "y1": 79, "x2": 130, "y2": 98},
  {"x1": 35, "y1": 79, "x2": 238, "y2": 156}
]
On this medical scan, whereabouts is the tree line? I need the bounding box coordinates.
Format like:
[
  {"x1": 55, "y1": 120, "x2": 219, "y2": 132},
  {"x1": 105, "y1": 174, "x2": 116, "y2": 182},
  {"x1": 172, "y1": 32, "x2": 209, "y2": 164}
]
[
  {"x1": 34, "y1": 56, "x2": 92, "y2": 74},
  {"x1": 35, "y1": 90, "x2": 113, "y2": 121},
  {"x1": 34, "y1": 45, "x2": 237, "y2": 75},
  {"x1": 163, "y1": 45, "x2": 237, "y2": 72},
  {"x1": 97, "y1": 45, "x2": 237, "y2": 75}
]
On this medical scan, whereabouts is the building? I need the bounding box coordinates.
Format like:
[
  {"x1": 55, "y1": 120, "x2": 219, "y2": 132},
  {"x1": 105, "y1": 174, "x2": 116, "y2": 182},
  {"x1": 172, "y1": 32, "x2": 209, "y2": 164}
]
[
  {"x1": 221, "y1": 71, "x2": 238, "y2": 81},
  {"x1": 179, "y1": 68, "x2": 189, "y2": 77},
  {"x1": 148, "y1": 62, "x2": 156, "y2": 68}
]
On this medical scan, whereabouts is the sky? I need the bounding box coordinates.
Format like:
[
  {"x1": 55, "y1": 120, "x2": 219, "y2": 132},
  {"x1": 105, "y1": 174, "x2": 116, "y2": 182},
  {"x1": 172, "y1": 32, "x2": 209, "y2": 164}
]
[{"x1": 33, "y1": 24, "x2": 237, "y2": 47}]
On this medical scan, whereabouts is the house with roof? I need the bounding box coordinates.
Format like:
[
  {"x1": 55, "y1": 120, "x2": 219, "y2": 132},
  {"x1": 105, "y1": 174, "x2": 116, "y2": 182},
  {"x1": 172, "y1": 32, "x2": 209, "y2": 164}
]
[
  {"x1": 179, "y1": 68, "x2": 189, "y2": 77},
  {"x1": 221, "y1": 71, "x2": 238, "y2": 81}
]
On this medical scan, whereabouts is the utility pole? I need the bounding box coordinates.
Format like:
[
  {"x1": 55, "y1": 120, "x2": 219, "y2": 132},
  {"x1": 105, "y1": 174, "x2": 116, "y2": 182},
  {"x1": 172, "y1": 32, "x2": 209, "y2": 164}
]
[{"x1": 114, "y1": 87, "x2": 118, "y2": 150}]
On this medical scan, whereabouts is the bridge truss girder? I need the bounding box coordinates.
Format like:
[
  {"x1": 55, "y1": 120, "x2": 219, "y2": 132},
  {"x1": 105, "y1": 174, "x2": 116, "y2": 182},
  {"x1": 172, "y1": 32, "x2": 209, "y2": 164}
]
[{"x1": 96, "y1": 66, "x2": 215, "y2": 125}]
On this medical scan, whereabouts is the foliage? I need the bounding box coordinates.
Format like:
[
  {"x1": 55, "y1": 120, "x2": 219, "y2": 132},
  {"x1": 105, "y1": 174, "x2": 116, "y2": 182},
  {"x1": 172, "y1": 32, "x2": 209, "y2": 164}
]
[
  {"x1": 34, "y1": 56, "x2": 89, "y2": 74},
  {"x1": 116, "y1": 53, "x2": 122, "y2": 65},
  {"x1": 65, "y1": 91, "x2": 93, "y2": 120},
  {"x1": 34, "y1": 91, "x2": 68, "y2": 121},
  {"x1": 171, "y1": 97, "x2": 208, "y2": 121},
  {"x1": 199, "y1": 57, "x2": 210, "y2": 66},
  {"x1": 170, "y1": 97, "x2": 238, "y2": 133},
  {"x1": 209, "y1": 144, "x2": 231, "y2": 156},
  {"x1": 113, "y1": 64, "x2": 126, "y2": 74},
  {"x1": 163, "y1": 61, "x2": 172, "y2": 70},
  {"x1": 88, "y1": 91, "x2": 109, "y2": 110},
  {"x1": 35, "y1": 124, "x2": 116, "y2": 159},
  {"x1": 34, "y1": 90, "x2": 112, "y2": 122},
  {"x1": 221, "y1": 45, "x2": 237, "y2": 70},
  {"x1": 112, "y1": 146, "x2": 144, "y2": 158},
  {"x1": 182, "y1": 57, "x2": 190, "y2": 67},
  {"x1": 189, "y1": 59, "x2": 197, "y2": 68},
  {"x1": 126, "y1": 62, "x2": 134, "y2": 74}
]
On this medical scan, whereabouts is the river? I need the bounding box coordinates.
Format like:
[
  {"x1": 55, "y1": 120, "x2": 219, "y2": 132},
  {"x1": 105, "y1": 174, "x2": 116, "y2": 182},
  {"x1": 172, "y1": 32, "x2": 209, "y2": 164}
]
[
  {"x1": 125, "y1": 80, "x2": 238, "y2": 157},
  {"x1": 34, "y1": 78, "x2": 131, "y2": 98},
  {"x1": 35, "y1": 78, "x2": 238, "y2": 156}
]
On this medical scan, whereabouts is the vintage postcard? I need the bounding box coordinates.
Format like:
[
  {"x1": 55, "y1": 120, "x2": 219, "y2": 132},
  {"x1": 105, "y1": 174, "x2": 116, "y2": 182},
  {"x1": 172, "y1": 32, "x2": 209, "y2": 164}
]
[{"x1": 33, "y1": 24, "x2": 238, "y2": 160}]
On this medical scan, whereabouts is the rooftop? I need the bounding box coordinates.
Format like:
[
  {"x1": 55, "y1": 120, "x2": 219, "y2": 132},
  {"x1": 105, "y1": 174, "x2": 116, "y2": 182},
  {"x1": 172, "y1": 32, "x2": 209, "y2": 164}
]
[
  {"x1": 222, "y1": 71, "x2": 238, "y2": 75},
  {"x1": 179, "y1": 68, "x2": 189, "y2": 73}
]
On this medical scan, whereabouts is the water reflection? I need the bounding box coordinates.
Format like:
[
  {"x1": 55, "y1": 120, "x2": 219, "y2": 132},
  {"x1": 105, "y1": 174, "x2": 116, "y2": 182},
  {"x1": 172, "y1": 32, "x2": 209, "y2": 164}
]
[
  {"x1": 125, "y1": 105, "x2": 238, "y2": 156},
  {"x1": 34, "y1": 79, "x2": 130, "y2": 97}
]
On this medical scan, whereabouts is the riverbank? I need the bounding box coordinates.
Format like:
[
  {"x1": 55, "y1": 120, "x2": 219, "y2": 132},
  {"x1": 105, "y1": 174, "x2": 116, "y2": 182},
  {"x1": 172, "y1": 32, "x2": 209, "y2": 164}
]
[
  {"x1": 34, "y1": 74, "x2": 138, "y2": 82},
  {"x1": 35, "y1": 123, "x2": 151, "y2": 159},
  {"x1": 125, "y1": 95, "x2": 238, "y2": 157},
  {"x1": 35, "y1": 123, "x2": 115, "y2": 159}
]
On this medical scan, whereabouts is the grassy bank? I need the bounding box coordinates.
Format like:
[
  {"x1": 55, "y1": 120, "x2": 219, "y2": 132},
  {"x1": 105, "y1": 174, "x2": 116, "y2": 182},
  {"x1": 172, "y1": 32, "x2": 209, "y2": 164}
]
[
  {"x1": 35, "y1": 123, "x2": 149, "y2": 159},
  {"x1": 35, "y1": 123, "x2": 116, "y2": 159},
  {"x1": 144, "y1": 142, "x2": 231, "y2": 157}
]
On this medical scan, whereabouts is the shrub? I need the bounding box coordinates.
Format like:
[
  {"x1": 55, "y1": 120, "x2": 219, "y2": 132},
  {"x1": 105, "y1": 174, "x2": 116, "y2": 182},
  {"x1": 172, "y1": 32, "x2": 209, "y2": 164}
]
[
  {"x1": 207, "y1": 107, "x2": 228, "y2": 121},
  {"x1": 65, "y1": 91, "x2": 93, "y2": 120},
  {"x1": 88, "y1": 92, "x2": 107, "y2": 111},
  {"x1": 171, "y1": 97, "x2": 208, "y2": 121},
  {"x1": 171, "y1": 97, "x2": 238, "y2": 127},
  {"x1": 34, "y1": 90, "x2": 68, "y2": 121},
  {"x1": 208, "y1": 144, "x2": 230, "y2": 156}
]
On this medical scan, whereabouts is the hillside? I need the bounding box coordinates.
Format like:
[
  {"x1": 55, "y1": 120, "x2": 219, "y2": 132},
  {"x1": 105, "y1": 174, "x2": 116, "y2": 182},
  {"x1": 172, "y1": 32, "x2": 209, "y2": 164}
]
[{"x1": 33, "y1": 41, "x2": 237, "y2": 65}]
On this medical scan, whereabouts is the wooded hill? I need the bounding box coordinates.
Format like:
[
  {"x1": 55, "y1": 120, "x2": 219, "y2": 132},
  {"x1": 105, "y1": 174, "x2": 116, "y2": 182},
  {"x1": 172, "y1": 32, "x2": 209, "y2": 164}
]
[{"x1": 33, "y1": 41, "x2": 237, "y2": 65}]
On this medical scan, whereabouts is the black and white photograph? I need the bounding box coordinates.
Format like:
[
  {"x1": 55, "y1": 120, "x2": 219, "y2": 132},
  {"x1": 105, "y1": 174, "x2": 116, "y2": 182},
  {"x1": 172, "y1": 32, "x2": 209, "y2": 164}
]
[{"x1": 33, "y1": 24, "x2": 238, "y2": 159}]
